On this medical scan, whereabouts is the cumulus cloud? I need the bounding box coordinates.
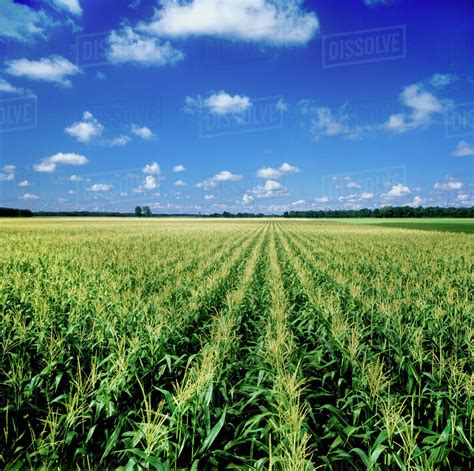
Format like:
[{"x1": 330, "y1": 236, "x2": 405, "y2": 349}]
[
  {"x1": 242, "y1": 193, "x2": 254, "y2": 204},
  {"x1": 410, "y1": 195, "x2": 424, "y2": 207},
  {"x1": 89, "y1": 183, "x2": 112, "y2": 192},
  {"x1": 452, "y1": 140, "x2": 474, "y2": 157},
  {"x1": 197, "y1": 170, "x2": 242, "y2": 189},
  {"x1": 138, "y1": 0, "x2": 319, "y2": 46},
  {"x1": 184, "y1": 91, "x2": 251, "y2": 117},
  {"x1": 256, "y1": 162, "x2": 300, "y2": 179},
  {"x1": 143, "y1": 162, "x2": 161, "y2": 174},
  {"x1": 6, "y1": 55, "x2": 81, "y2": 87},
  {"x1": 0, "y1": 77, "x2": 25, "y2": 95},
  {"x1": 49, "y1": 0, "x2": 82, "y2": 16},
  {"x1": 381, "y1": 183, "x2": 411, "y2": 199},
  {"x1": 308, "y1": 105, "x2": 364, "y2": 140},
  {"x1": 385, "y1": 81, "x2": 446, "y2": 133},
  {"x1": 305, "y1": 74, "x2": 454, "y2": 140},
  {"x1": 18, "y1": 180, "x2": 30, "y2": 187},
  {"x1": 34, "y1": 152, "x2": 88, "y2": 173},
  {"x1": 131, "y1": 125, "x2": 155, "y2": 140},
  {"x1": 204, "y1": 194, "x2": 215, "y2": 200},
  {"x1": 173, "y1": 164, "x2": 186, "y2": 172},
  {"x1": 19, "y1": 193, "x2": 39, "y2": 200},
  {"x1": 174, "y1": 180, "x2": 186, "y2": 186},
  {"x1": 65, "y1": 112, "x2": 104, "y2": 143},
  {"x1": 103, "y1": 135, "x2": 132, "y2": 147},
  {"x1": 69, "y1": 174, "x2": 83, "y2": 181},
  {"x1": 433, "y1": 176, "x2": 463, "y2": 191},
  {"x1": 0, "y1": 172, "x2": 14, "y2": 182},
  {"x1": 107, "y1": 27, "x2": 184, "y2": 67},
  {"x1": 314, "y1": 196, "x2": 329, "y2": 203},
  {"x1": 134, "y1": 175, "x2": 157, "y2": 192},
  {"x1": 252, "y1": 179, "x2": 289, "y2": 198},
  {"x1": 0, "y1": 0, "x2": 55, "y2": 42},
  {"x1": 429, "y1": 73, "x2": 457, "y2": 89}
]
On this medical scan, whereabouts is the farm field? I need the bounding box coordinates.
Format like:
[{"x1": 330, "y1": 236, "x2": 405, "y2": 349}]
[
  {"x1": 0, "y1": 218, "x2": 472, "y2": 469},
  {"x1": 343, "y1": 218, "x2": 474, "y2": 234}
]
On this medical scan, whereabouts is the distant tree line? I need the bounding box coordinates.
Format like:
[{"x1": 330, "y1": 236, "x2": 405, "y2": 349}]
[
  {"x1": 283, "y1": 206, "x2": 474, "y2": 218},
  {"x1": 135, "y1": 206, "x2": 153, "y2": 217},
  {"x1": 1, "y1": 206, "x2": 472, "y2": 218},
  {"x1": 0, "y1": 207, "x2": 33, "y2": 217}
]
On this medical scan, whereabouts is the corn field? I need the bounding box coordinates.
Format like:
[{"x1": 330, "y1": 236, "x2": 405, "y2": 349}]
[{"x1": 0, "y1": 218, "x2": 472, "y2": 469}]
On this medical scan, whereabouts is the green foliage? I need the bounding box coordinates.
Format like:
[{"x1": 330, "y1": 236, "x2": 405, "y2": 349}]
[{"x1": 0, "y1": 218, "x2": 471, "y2": 469}]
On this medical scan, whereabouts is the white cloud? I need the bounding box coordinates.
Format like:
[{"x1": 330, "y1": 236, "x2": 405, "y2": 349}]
[
  {"x1": 242, "y1": 193, "x2": 254, "y2": 204},
  {"x1": 174, "y1": 180, "x2": 186, "y2": 186},
  {"x1": 0, "y1": 0, "x2": 55, "y2": 42},
  {"x1": 381, "y1": 184, "x2": 411, "y2": 199},
  {"x1": 6, "y1": 55, "x2": 81, "y2": 87},
  {"x1": 204, "y1": 194, "x2": 215, "y2": 201},
  {"x1": 457, "y1": 192, "x2": 470, "y2": 201},
  {"x1": 314, "y1": 196, "x2": 329, "y2": 203},
  {"x1": 68, "y1": 189, "x2": 75, "y2": 195},
  {"x1": 139, "y1": 0, "x2": 319, "y2": 46},
  {"x1": 185, "y1": 91, "x2": 251, "y2": 116},
  {"x1": 361, "y1": 192, "x2": 374, "y2": 199},
  {"x1": 434, "y1": 176, "x2": 463, "y2": 191},
  {"x1": 131, "y1": 124, "x2": 155, "y2": 140},
  {"x1": 143, "y1": 162, "x2": 161, "y2": 174},
  {"x1": 134, "y1": 175, "x2": 157, "y2": 192},
  {"x1": 410, "y1": 196, "x2": 424, "y2": 207},
  {"x1": 197, "y1": 170, "x2": 242, "y2": 189},
  {"x1": 104, "y1": 135, "x2": 132, "y2": 147},
  {"x1": 291, "y1": 199, "x2": 305, "y2": 206},
  {"x1": 252, "y1": 179, "x2": 289, "y2": 198},
  {"x1": 96, "y1": 71, "x2": 106, "y2": 80},
  {"x1": 89, "y1": 183, "x2": 112, "y2": 192},
  {"x1": 429, "y1": 73, "x2": 457, "y2": 89},
  {"x1": 205, "y1": 91, "x2": 251, "y2": 115},
  {"x1": 0, "y1": 78, "x2": 24, "y2": 95},
  {"x1": 309, "y1": 105, "x2": 362, "y2": 140},
  {"x1": 275, "y1": 98, "x2": 288, "y2": 112},
  {"x1": 3, "y1": 165, "x2": 15, "y2": 174},
  {"x1": 107, "y1": 27, "x2": 184, "y2": 67},
  {"x1": 173, "y1": 164, "x2": 186, "y2": 172},
  {"x1": 0, "y1": 173, "x2": 14, "y2": 182},
  {"x1": 49, "y1": 0, "x2": 82, "y2": 16},
  {"x1": 34, "y1": 152, "x2": 88, "y2": 173},
  {"x1": 69, "y1": 174, "x2": 83, "y2": 182},
  {"x1": 385, "y1": 113, "x2": 407, "y2": 133},
  {"x1": 18, "y1": 180, "x2": 30, "y2": 187},
  {"x1": 452, "y1": 140, "x2": 474, "y2": 157},
  {"x1": 143, "y1": 175, "x2": 157, "y2": 190},
  {"x1": 65, "y1": 111, "x2": 104, "y2": 143},
  {"x1": 19, "y1": 193, "x2": 38, "y2": 201},
  {"x1": 344, "y1": 177, "x2": 361, "y2": 189},
  {"x1": 256, "y1": 162, "x2": 300, "y2": 179},
  {"x1": 385, "y1": 82, "x2": 445, "y2": 133}
]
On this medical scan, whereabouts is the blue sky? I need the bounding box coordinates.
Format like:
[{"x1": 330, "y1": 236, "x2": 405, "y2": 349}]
[{"x1": 0, "y1": 0, "x2": 473, "y2": 213}]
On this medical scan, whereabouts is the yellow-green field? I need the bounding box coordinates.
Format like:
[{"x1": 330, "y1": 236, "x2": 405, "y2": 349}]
[{"x1": 0, "y1": 218, "x2": 472, "y2": 469}]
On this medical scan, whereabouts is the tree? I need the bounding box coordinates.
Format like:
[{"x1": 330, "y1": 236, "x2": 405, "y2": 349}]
[
  {"x1": 142, "y1": 206, "x2": 152, "y2": 217},
  {"x1": 135, "y1": 206, "x2": 142, "y2": 217}
]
